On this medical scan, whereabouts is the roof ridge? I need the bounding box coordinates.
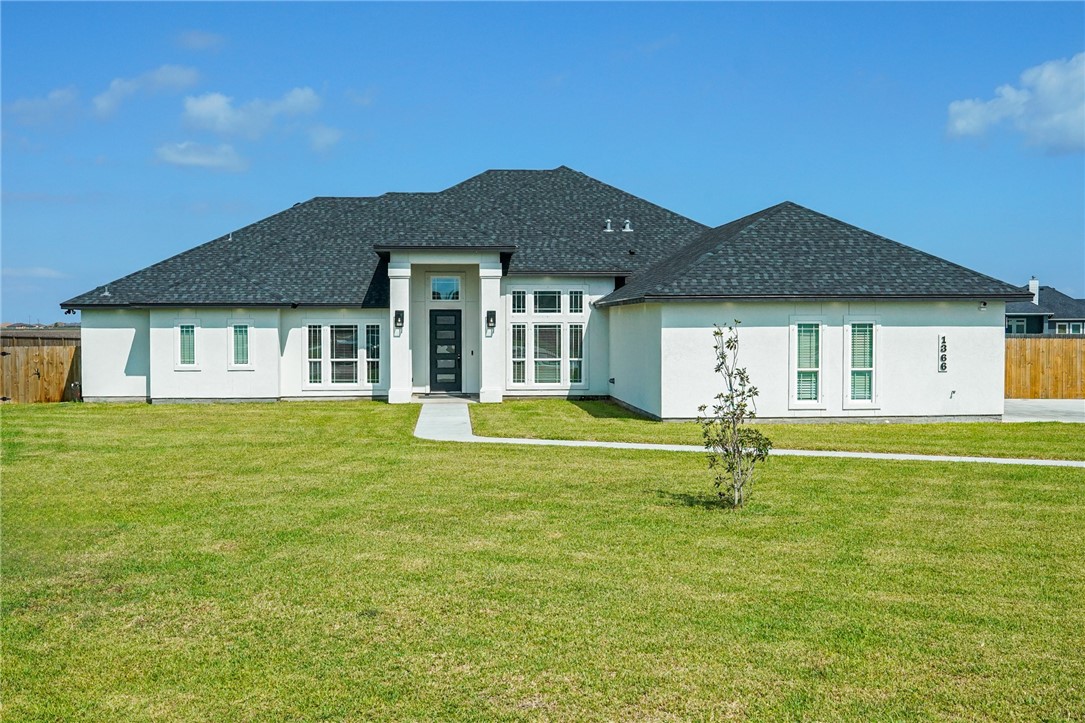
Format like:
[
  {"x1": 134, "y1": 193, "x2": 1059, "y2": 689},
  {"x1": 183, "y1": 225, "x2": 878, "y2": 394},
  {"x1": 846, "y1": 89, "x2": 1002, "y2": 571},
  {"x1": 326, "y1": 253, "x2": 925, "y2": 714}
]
[{"x1": 549, "y1": 166, "x2": 709, "y2": 228}]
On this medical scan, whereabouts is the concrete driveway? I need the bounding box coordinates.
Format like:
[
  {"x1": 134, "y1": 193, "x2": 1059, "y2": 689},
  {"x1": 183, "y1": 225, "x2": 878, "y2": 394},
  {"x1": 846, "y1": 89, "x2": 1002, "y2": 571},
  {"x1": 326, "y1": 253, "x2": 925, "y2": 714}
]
[{"x1": 1004, "y1": 399, "x2": 1085, "y2": 423}]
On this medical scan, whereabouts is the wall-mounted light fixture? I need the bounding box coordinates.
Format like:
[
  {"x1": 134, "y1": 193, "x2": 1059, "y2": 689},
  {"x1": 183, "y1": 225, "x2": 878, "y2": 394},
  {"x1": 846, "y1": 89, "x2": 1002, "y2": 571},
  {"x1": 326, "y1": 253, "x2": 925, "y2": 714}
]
[
  {"x1": 486, "y1": 310, "x2": 497, "y2": 329},
  {"x1": 978, "y1": 301, "x2": 988, "y2": 311},
  {"x1": 394, "y1": 310, "x2": 405, "y2": 328}
]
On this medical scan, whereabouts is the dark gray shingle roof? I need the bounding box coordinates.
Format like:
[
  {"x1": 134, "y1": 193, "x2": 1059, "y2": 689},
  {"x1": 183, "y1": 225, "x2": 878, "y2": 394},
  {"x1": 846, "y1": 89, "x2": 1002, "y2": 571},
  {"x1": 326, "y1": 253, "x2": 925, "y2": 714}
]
[
  {"x1": 1015, "y1": 285, "x2": 1085, "y2": 320},
  {"x1": 63, "y1": 166, "x2": 706, "y2": 308},
  {"x1": 597, "y1": 202, "x2": 1029, "y2": 306},
  {"x1": 62, "y1": 170, "x2": 1026, "y2": 310}
]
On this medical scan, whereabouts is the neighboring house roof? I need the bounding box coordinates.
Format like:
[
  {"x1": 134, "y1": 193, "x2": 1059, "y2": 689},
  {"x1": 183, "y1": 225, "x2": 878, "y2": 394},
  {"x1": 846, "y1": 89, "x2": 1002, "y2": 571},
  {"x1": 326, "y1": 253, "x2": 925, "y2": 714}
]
[
  {"x1": 1024, "y1": 285, "x2": 1085, "y2": 320},
  {"x1": 1005, "y1": 294, "x2": 1055, "y2": 317},
  {"x1": 62, "y1": 167, "x2": 1027, "y2": 310},
  {"x1": 597, "y1": 201, "x2": 1029, "y2": 306}
]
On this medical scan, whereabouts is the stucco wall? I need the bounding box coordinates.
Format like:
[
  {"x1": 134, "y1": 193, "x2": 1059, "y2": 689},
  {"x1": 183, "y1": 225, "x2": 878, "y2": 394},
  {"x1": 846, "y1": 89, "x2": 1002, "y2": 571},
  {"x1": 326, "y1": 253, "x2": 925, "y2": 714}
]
[
  {"x1": 147, "y1": 308, "x2": 282, "y2": 400},
  {"x1": 279, "y1": 307, "x2": 388, "y2": 398},
  {"x1": 608, "y1": 302, "x2": 662, "y2": 417},
  {"x1": 657, "y1": 300, "x2": 1006, "y2": 419},
  {"x1": 81, "y1": 308, "x2": 150, "y2": 400}
]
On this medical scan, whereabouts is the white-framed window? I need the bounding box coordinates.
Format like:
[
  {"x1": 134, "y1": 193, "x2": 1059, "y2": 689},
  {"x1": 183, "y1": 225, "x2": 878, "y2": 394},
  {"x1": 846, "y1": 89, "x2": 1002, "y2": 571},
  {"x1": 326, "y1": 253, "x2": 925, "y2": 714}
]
[
  {"x1": 331, "y1": 325, "x2": 359, "y2": 383},
  {"x1": 1006, "y1": 318, "x2": 1026, "y2": 334},
  {"x1": 365, "y1": 324, "x2": 380, "y2": 384},
  {"x1": 1056, "y1": 322, "x2": 1069, "y2": 334},
  {"x1": 569, "y1": 324, "x2": 584, "y2": 384},
  {"x1": 511, "y1": 324, "x2": 526, "y2": 384},
  {"x1": 307, "y1": 324, "x2": 322, "y2": 384},
  {"x1": 228, "y1": 319, "x2": 253, "y2": 370},
  {"x1": 304, "y1": 321, "x2": 382, "y2": 388},
  {"x1": 175, "y1": 319, "x2": 200, "y2": 370},
  {"x1": 1072, "y1": 322, "x2": 1084, "y2": 334},
  {"x1": 506, "y1": 286, "x2": 590, "y2": 387},
  {"x1": 848, "y1": 322, "x2": 875, "y2": 403},
  {"x1": 431, "y1": 276, "x2": 461, "y2": 301},
  {"x1": 533, "y1": 290, "x2": 561, "y2": 314},
  {"x1": 789, "y1": 319, "x2": 822, "y2": 407},
  {"x1": 534, "y1": 324, "x2": 562, "y2": 383},
  {"x1": 797, "y1": 324, "x2": 820, "y2": 401}
]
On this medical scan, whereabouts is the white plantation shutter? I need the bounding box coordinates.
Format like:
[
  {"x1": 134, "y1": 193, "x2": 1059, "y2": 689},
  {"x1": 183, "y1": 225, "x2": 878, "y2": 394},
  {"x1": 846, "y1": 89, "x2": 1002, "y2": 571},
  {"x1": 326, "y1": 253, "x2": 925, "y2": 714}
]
[
  {"x1": 850, "y1": 323, "x2": 874, "y2": 401},
  {"x1": 796, "y1": 323, "x2": 819, "y2": 401},
  {"x1": 179, "y1": 325, "x2": 195, "y2": 365},
  {"x1": 233, "y1": 325, "x2": 249, "y2": 366}
]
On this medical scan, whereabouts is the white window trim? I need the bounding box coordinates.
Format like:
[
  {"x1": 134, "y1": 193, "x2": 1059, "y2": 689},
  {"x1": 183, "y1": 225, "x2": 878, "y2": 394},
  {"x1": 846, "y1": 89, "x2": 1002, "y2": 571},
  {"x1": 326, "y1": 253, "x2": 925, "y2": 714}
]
[
  {"x1": 568, "y1": 290, "x2": 585, "y2": 315},
  {"x1": 227, "y1": 318, "x2": 255, "y2": 371},
  {"x1": 363, "y1": 323, "x2": 383, "y2": 386},
  {"x1": 428, "y1": 273, "x2": 465, "y2": 307},
  {"x1": 505, "y1": 285, "x2": 590, "y2": 388},
  {"x1": 174, "y1": 318, "x2": 201, "y2": 371},
  {"x1": 532, "y1": 289, "x2": 564, "y2": 315},
  {"x1": 532, "y1": 322, "x2": 564, "y2": 387},
  {"x1": 842, "y1": 316, "x2": 880, "y2": 410},
  {"x1": 789, "y1": 316, "x2": 825, "y2": 410},
  {"x1": 301, "y1": 319, "x2": 383, "y2": 390},
  {"x1": 1071, "y1": 322, "x2": 1083, "y2": 335}
]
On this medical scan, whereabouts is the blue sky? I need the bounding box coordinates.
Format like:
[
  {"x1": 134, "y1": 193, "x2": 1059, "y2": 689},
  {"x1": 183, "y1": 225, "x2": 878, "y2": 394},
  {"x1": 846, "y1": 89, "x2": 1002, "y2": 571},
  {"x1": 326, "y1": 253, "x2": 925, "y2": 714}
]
[{"x1": 3, "y1": 2, "x2": 1083, "y2": 324}]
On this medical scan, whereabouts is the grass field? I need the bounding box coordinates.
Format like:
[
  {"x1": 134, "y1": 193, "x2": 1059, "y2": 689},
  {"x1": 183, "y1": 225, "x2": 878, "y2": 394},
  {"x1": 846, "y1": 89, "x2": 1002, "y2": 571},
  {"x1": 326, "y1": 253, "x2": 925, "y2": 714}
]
[
  {"x1": 4, "y1": 401, "x2": 1084, "y2": 720},
  {"x1": 470, "y1": 399, "x2": 1085, "y2": 460}
]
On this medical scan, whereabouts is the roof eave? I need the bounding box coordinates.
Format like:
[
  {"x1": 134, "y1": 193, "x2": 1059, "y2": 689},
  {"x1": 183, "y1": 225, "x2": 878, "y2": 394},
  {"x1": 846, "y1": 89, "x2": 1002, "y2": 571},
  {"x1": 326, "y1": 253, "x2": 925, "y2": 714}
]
[
  {"x1": 373, "y1": 244, "x2": 518, "y2": 253},
  {"x1": 62, "y1": 301, "x2": 386, "y2": 310},
  {"x1": 596, "y1": 291, "x2": 1034, "y2": 308}
]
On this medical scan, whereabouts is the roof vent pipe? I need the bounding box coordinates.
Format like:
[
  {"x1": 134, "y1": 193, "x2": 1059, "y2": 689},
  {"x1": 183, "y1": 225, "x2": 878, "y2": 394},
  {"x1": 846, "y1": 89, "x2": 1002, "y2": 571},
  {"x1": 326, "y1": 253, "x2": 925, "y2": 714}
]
[
  {"x1": 604, "y1": 219, "x2": 613, "y2": 232},
  {"x1": 1028, "y1": 277, "x2": 1039, "y2": 305},
  {"x1": 622, "y1": 219, "x2": 633, "y2": 232}
]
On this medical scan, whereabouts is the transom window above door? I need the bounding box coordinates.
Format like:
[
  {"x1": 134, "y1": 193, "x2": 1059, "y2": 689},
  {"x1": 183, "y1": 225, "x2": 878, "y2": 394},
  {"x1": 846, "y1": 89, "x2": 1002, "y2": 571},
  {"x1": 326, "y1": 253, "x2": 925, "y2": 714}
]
[{"x1": 431, "y1": 276, "x2": 461, "y2": 301}]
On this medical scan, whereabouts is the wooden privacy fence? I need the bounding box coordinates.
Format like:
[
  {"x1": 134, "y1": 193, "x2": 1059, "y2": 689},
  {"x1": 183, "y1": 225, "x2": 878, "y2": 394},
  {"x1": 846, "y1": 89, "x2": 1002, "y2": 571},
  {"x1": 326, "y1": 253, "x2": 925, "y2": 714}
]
[
  {"x1": 0, "y1": 346, "x2": 82, "y2": 403},
  {"x1": 1005, "y1": 336, "x2": 1085, "y2": 399}
]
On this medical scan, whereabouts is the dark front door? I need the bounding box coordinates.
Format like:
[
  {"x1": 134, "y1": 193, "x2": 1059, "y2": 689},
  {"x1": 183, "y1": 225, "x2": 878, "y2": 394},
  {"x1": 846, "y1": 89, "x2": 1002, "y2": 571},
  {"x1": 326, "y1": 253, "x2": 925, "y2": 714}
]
[{"x1": 429, "y1": 309, "x2": 462, "y2": 392}]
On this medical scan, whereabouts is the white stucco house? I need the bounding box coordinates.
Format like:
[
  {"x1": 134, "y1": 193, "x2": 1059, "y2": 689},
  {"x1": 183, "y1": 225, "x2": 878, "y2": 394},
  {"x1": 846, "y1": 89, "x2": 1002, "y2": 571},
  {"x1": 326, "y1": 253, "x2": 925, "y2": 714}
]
[{"x1": 63, "y1": 166, "x2": 1029, "y2": 419}]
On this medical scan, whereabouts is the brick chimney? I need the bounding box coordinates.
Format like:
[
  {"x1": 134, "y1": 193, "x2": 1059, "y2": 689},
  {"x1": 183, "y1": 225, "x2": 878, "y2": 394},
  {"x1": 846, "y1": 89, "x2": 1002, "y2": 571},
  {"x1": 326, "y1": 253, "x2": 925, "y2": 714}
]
[{"x1": 1028, "y1": 277, "x2": 1039, "y2": 305}]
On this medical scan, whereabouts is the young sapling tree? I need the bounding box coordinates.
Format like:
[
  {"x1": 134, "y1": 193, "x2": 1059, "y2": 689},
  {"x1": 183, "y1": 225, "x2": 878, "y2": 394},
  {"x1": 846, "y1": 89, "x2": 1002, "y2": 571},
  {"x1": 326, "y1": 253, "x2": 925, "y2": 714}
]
[{"x1": 698, "y1": 322, "x2": 772, "y2": 508}]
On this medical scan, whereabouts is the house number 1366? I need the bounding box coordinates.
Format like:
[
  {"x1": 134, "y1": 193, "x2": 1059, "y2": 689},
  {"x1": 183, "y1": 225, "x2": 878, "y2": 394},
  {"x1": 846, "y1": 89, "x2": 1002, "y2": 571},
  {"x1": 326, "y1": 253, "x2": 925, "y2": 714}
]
[{"x1": 937, "y1": 335, "x2": 948, "y2": 373}]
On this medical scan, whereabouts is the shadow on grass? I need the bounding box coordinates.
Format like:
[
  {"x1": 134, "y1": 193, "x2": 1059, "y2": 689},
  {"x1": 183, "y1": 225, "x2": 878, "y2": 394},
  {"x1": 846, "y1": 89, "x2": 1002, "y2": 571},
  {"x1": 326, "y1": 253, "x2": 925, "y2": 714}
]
[
  {"x1": 570, "y1": 399, "x2": 653, "y2": 420},
  {"x1": 651, "y1": 488, "x2": 730, "y2": 510}
]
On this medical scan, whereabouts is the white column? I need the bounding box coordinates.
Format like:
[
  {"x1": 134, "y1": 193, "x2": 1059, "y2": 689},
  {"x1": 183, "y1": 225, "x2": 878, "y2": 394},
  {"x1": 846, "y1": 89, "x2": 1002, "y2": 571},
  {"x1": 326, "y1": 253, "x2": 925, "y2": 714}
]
[
  {"x1": 387, "y1": 262, "x2": 413, "y2": 403},
  {"x1": 478, "y1": 263, "x2": 504, "y2": 403}
]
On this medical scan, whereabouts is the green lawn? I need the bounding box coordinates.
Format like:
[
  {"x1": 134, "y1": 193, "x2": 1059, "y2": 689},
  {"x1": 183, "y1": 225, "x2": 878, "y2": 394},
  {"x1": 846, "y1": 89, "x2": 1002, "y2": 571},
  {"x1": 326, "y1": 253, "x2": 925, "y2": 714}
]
[
  {"x1": 471, "y1": 398, "x2": 1085, "y2": 460},
  {"x1": 4, "y1": 402, "x2": 1084, "y2": 720}
]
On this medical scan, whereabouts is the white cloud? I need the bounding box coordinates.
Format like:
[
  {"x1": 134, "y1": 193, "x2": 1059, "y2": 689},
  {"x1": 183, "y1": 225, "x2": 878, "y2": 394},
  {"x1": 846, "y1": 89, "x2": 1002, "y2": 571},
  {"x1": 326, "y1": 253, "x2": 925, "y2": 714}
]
[
  {"x1": 4, "y1": 87, "x2": 78, "y2": 126},
  {"x1": 346, "y1": 88, "x2": 376, "y2": 107},
  {"x1": 178, "y1": 30, "x2": 225, "y2": 51},
  {"x1": 155, "y1": 141, "x2": 247, "y2": 172},
  {"x1": 2, "y1": 266, "x2": 68, "y2": 279},
  {"x1": 183, "y1": 87, "x2": 321, "y2": 139},
  {"x1": 309, "y1": 124, "x2": 344, "y2": 153},
  {"x1": 93, "y1": 65, "x2": 199, "y2": 118},
  {"x1": 948, "y1": 53, "x2": 1084, "y2": 155}
]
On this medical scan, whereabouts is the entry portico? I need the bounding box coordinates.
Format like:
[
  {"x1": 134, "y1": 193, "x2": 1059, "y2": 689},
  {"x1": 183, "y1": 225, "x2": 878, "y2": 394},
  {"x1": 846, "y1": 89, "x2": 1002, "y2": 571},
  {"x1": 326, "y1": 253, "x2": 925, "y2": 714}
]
[{"x1": 385, "y1": 248, "x2": 506, "y2": 404}]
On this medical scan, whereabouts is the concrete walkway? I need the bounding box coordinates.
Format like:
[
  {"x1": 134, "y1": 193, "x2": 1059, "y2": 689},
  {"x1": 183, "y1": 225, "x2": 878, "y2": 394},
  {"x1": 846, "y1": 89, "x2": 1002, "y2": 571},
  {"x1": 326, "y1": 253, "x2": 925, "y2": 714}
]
[
  {"x1": 1003, "y1": 399, "x2": 1085, "y2": 424},
  {"x1": 414, "y1": 403, "x2": 1085, "y2": 469}
]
